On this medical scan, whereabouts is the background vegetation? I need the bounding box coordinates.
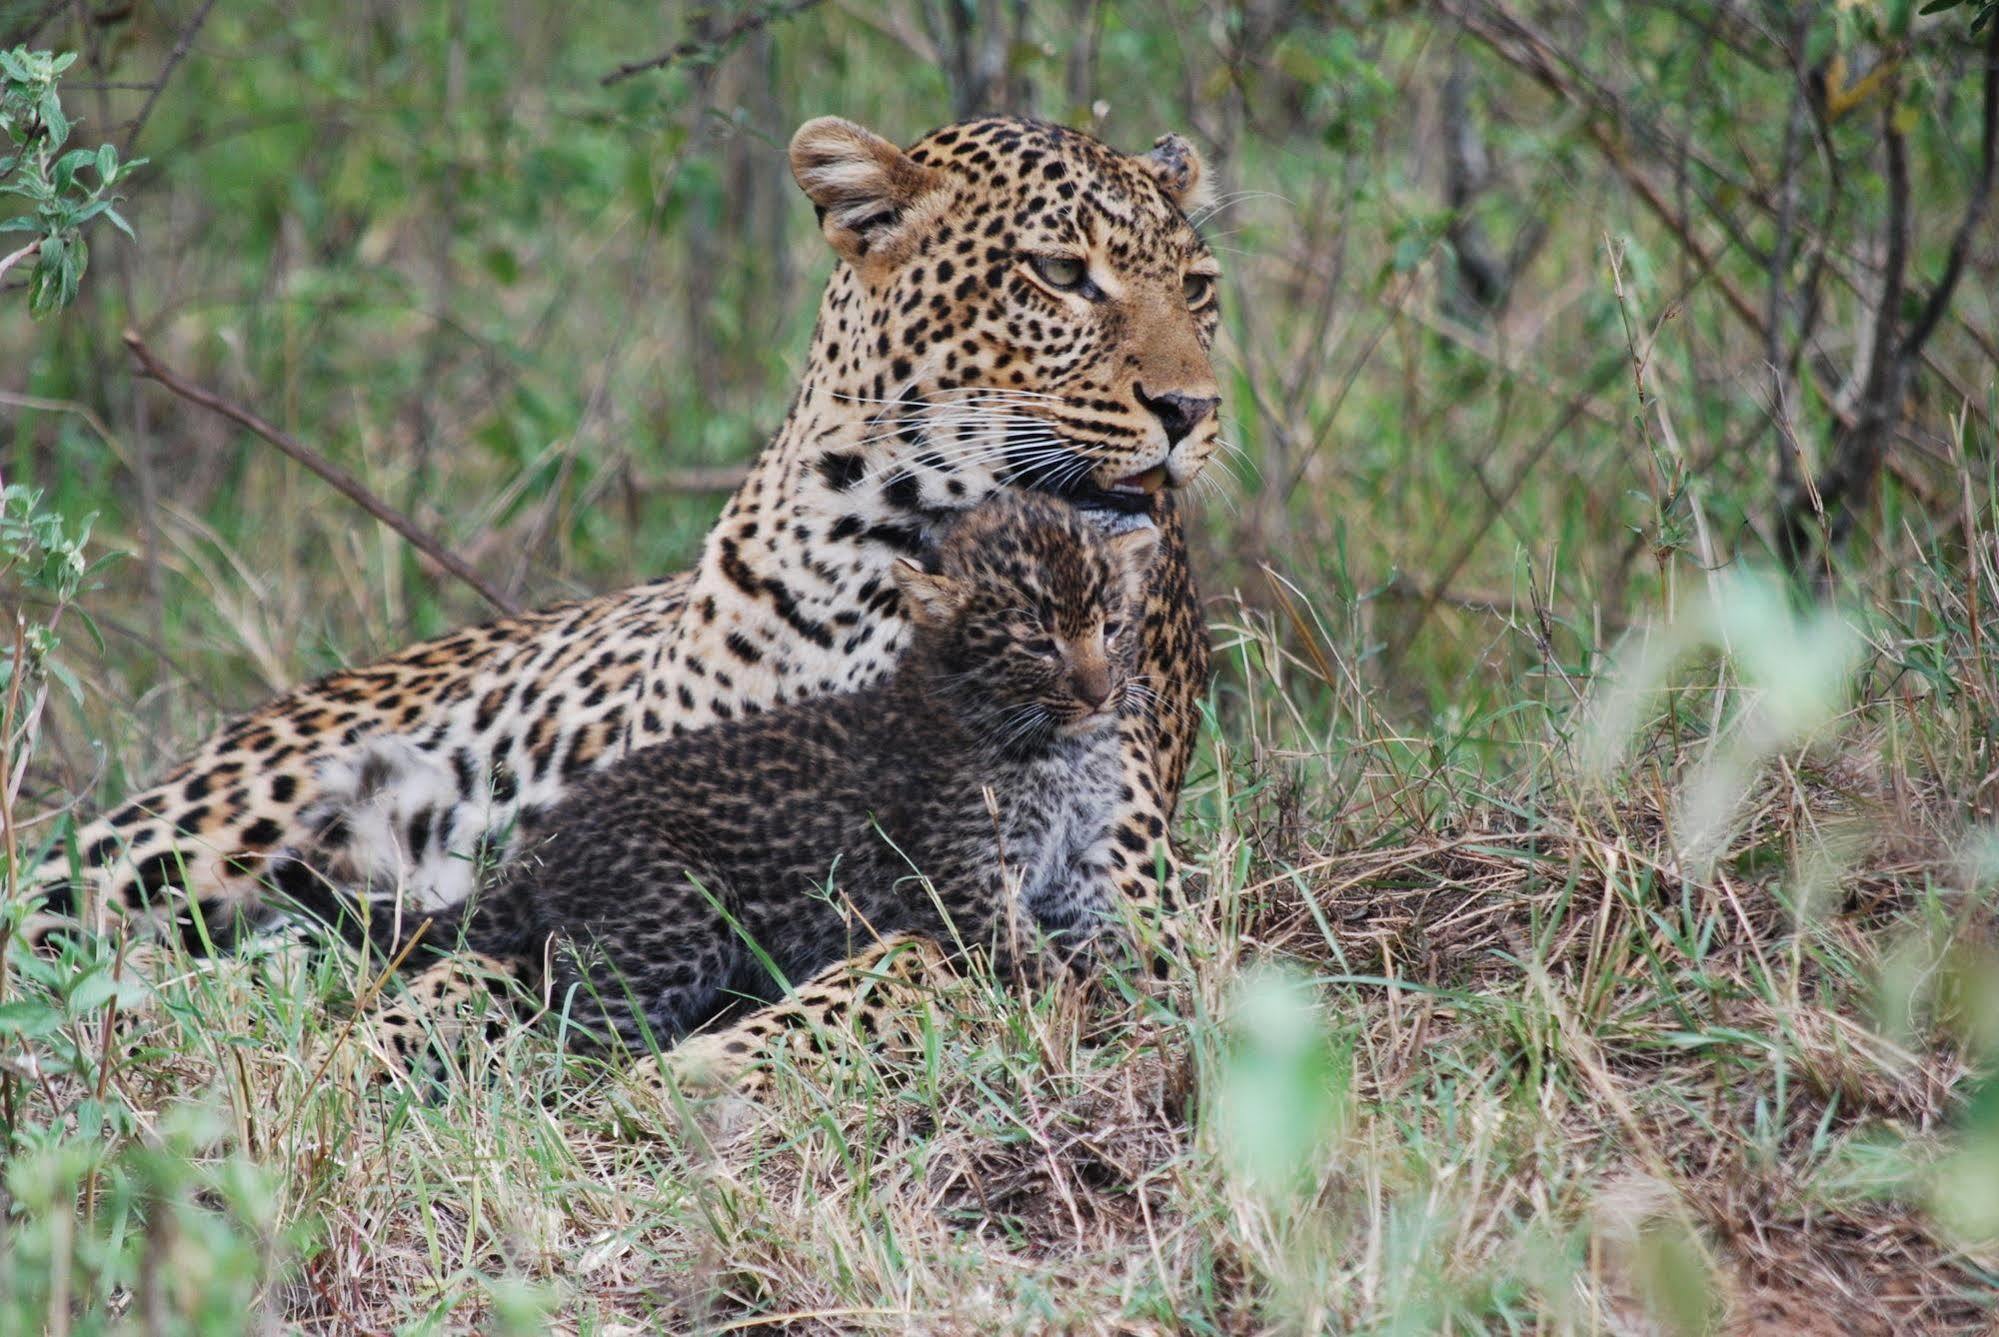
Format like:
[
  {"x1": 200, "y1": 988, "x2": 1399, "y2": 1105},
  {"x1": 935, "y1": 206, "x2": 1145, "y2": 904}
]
[{"x1": 3, "y1": 0, "x2": 1997, "y2": 1330}]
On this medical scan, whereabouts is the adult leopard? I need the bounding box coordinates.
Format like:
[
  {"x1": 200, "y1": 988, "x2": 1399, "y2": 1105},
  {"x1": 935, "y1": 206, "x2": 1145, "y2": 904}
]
[{"x1": 30, "y1": 114, "x2": 1222, "y2": 1086}]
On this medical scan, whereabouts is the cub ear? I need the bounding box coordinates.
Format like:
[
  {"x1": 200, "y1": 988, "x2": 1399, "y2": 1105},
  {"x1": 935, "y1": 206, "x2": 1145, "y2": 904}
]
[
  {"x1": 1111, "y1": 524, "x2": 1161, "y2": 581},
  {"x1": 1111, "y1": 519, "x2": 1159, "y2": 575},
  {"x1": 890, "y1": 555, "x2": 963, "y2": 626},
  {"x1": 1138, "y1": 133, "x2": 1214, "y2": 216},
  {"x1": 790, "y1": 116, "x2": 946, "y2": 267}
]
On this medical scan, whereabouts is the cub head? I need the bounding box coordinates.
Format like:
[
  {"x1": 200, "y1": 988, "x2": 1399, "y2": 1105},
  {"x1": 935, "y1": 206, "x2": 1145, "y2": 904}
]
[
  {"x1": 790, "y1": 114, "x2": 1222, "y2": 523},
  {"x1": 892, "y1": 493, "x2": 1160, "y2": 751}
]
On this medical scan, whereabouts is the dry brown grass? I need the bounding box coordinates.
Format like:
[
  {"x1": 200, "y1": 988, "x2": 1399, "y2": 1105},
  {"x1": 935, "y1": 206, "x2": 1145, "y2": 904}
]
[{"x1": 19, "y1": 588, "x2": 1990, "y2": 1333}]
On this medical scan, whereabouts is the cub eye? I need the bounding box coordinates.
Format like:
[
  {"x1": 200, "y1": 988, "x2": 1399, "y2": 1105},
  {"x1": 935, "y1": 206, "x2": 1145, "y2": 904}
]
[
  {"x1": 1010, "y1": 623, "x2": 1059, "y2": 657},
  {"x1": 1103, "y1": 619, "x2": 1125, "y2": 644},
  {"x1": 1182, "y1": 272, "x2": 1216, "y2": 308},
  {"x1": 1030, "y1": 254, "x2": 1090, "y2": 291}
]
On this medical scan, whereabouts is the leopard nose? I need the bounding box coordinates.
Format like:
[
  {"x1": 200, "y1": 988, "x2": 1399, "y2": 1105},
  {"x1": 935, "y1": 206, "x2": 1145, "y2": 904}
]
[
  {"x1": 1071, "y1": 665, "x2": 1112, "y2": 710},
  {"x1": 1135, "y1": 384, "x2": 1219, "y2": 446}
]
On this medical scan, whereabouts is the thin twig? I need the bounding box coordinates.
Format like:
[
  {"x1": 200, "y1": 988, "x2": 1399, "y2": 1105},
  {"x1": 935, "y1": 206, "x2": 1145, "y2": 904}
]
[
  {"x1": 122, "y1": 0, "x2": 218, "y2": 157},
  {"x1": 282, "y1": 916, "x2": 437, "y2": 1139},
  {"x1": 1778, "y1": 57, "x2": 1929, "y2": 570},
  {"x1": 1385, "y1": 354, "x2": 1630, "y2": 665},
  {"x1": 1898, "y1": 17, "x2": 1999, "y2": 361},
  {"x1": 1764, "y1": 9, "x2": 1811, "y2": 498},
  {"x1": 122, "y1": 331, "x2": 520, "y2": 616},
  {"x1": 632, "y1": 465, "x2": 750, "y2": 495},
  {"x1": 600, "y1": 0, "x2": 823, "y2": 86},
  {"x1": 76, "y1": 0, "x2": 167, "y2": 631},
  {"x1": 0, "y1": 240, "x2": 39, "y2": 288},
  {"x1": 1, "y1": 0, "x2": 67, "y2": 47}
]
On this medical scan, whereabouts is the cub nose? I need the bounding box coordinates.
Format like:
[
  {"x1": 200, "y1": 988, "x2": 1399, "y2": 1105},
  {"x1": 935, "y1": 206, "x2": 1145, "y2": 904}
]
[
  {"x1": 1135, "y1": 384, "x2": 1219, "y2": 446},
  {"x1": 1071, "y1": 665, "x2": 1113, "y2": 710}
]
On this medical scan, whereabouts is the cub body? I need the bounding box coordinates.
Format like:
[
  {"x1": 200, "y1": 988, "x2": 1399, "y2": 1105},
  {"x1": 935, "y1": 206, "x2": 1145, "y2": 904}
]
[{"x1": 286, "y1": 494, "x2": 1156, "y2": 1051}]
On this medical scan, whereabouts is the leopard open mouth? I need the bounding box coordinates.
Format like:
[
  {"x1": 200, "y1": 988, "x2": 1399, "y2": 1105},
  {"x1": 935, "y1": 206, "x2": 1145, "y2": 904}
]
[{"x1": 1018, "y1": 452, "x2": 1172, "y2": 518}]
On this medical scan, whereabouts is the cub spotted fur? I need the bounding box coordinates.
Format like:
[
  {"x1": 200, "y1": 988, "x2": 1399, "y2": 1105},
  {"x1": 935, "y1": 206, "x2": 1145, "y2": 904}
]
[{"x1": 282, "y1": 493, "x2": 1156, "y2": 1054}]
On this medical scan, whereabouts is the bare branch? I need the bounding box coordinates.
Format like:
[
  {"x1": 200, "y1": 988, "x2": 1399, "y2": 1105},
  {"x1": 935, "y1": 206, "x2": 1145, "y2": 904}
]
[
  {"x1": 1778, "y1": 22, "x2": 1996, "y2": 570},
  {"x1": 1445, "y1": 0, "x2": 1775, "y2": 339},
  {"x1": 1778, "y1": 78, "x2": 1912, "y2": 570},
  {"x1": 633, "y1": 465, "x2": 750, "y2": 495},
  {"x1": 123, "y1": 332, "x2": 520, "y2": 617},
  {"x1": 601, "y1": 0, "x2": 822, "y2": 87},
  {"x1": 1763, "y1": 9, "x2": 1813, "y2": 498},
  {"x1": 123, "y1": 0, "x2": 218, "y2": 156},
  {"x1": 1452, "y1": 0, "x2": 1994, "y2": 566},
  {"x1": 0, "y1": 240, "x2": 39, "y2": 289},
  {"x1": 1, "y1": 0, "x2": 68, "y2": 48},
  {"x1": 1385, "y1": 354, "x2": 1630, "y2": 664},
  {"x1": 1442, "y1": 62, "x2": 1512, "y2": 314},
  {"x1": 1899, "y1": 18, "x2": 1999, "y2": 361}
]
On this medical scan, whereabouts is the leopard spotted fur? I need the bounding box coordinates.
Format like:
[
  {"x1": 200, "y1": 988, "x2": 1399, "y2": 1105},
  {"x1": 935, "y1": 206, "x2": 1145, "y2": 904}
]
[{"x1": 29, "y1": 114, "x2": 1222, "y2": 1085}]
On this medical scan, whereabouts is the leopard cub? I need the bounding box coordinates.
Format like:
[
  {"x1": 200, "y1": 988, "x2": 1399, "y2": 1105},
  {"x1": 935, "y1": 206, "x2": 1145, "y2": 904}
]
[{"x1": 283, "y1": 492, "x2": 1158, "y2": 1054}]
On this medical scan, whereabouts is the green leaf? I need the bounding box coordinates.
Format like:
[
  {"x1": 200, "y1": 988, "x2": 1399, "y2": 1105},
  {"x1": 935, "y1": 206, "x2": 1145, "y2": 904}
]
[
  {"x1": 51, "y1": 145, "x2": 92, "y2": 194},
  {"x1": 1918, "y1": 0, "x2": 1966, "y2": 12},
  {"x1": 37, "y1": 89, "x2": 67, "y2": 147},
  {"x1": 46, "y1": 656, "x2": 82, "y2": 705},
  {"x1": 62, "y1": 231, "x2": 84, "y2": 295},
  {"x1": 0, "y1": 998, "x2": 62, "y2": 1037},
  {"x1": 481, "y1": 244, "x2": 520, "y2": 285},
  {"x1": 72, "y1": 606, "x2": 106, "y2": 657},
  {"x1": 66, "y1": 966, "x2": 120, "y2": 1012}
]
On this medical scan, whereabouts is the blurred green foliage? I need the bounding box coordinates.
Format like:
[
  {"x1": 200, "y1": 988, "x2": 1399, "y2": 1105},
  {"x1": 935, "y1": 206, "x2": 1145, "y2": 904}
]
[{"x1": 0, "y1": 1099, "x2": 288, "y2": 1335}]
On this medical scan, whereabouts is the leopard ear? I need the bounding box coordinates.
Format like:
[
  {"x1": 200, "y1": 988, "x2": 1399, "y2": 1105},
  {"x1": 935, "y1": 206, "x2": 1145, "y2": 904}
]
[
  {"x1": 790, "y1": 117, "x2": 946, "y2": 267},
  {"x1": 1138, "y1": 133, "x2": 1214, "y2": 216},
  {"x1": 1110, "y1": 525, "x2": 1161, "y2": 600},
  {"x1": 891, "y1": 555, "x2": 963, "y2": 626}
]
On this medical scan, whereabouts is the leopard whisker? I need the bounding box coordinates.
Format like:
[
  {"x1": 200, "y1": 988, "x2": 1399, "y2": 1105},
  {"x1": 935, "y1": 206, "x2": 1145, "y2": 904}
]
[
  {"x1": 850, "y1": 412, "x2": 1064, "y2": 453},
  {"x1": 1186, "y1": 188, "x2": 1291, "y2": 228},
  {"x1": 1189, "y1": 469, "x2": 1241, "y2": 517}
]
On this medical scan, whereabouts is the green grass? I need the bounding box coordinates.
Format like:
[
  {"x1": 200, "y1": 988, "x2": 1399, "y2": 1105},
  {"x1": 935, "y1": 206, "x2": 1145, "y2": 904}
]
[
  {"x1": 6, "y1": 545, "x2": 1998, "y2": 1331},
  {"x1": 6, "y1": 1, "x2": 1999, "y2": 1330}
]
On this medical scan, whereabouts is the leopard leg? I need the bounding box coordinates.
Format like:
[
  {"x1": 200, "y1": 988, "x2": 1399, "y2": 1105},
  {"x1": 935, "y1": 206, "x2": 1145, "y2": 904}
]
[
  {"x1": 1109, "y1": 490, "x2": 1208, "y2": 978},
  {"x1": 628, "y1": 932, "x2": 952, "y2": 1098},
  {"x1": 1097, "y1": 724, "x2": 1193, "y2": 979},
  {"x1": 340, "y1": 951, "x2": 521, "y2": 1077}
]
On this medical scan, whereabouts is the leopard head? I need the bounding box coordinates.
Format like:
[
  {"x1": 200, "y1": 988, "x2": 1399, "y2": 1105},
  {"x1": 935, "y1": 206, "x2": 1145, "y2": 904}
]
[{"x1": 790, "y1": 115, "x2": 1222, "y2": 525}]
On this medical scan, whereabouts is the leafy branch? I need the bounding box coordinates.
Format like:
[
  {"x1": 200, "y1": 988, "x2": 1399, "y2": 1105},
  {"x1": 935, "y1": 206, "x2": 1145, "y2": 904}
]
[
  {"x1": 601, "y1": 0, "x2": 824, "y2": 86},
  {"x1": 0, "y1": 46, "x2": 143, "y2": 318},
  {"x1": 1919, "y1": 0, "x2": 1999, "y2": 37},
  {"x1": 0, "y1": 482, "x2": 110, "y2": 942}
]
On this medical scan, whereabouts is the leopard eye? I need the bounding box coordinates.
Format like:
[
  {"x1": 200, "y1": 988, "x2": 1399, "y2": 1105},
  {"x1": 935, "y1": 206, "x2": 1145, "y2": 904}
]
[
  {"x1": 1029, "y1": 254, "x2": 1090, "y2": 291},
  {"x1": 1182, "y1": 272, "x2": 1216, "y2": 308},
  {"x1": 1011, "y1": 623, "x2": 1058, "y2": 657},
  {"x1": 1103, "y1": 619, "x2": 1125, "y2": 644}
]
